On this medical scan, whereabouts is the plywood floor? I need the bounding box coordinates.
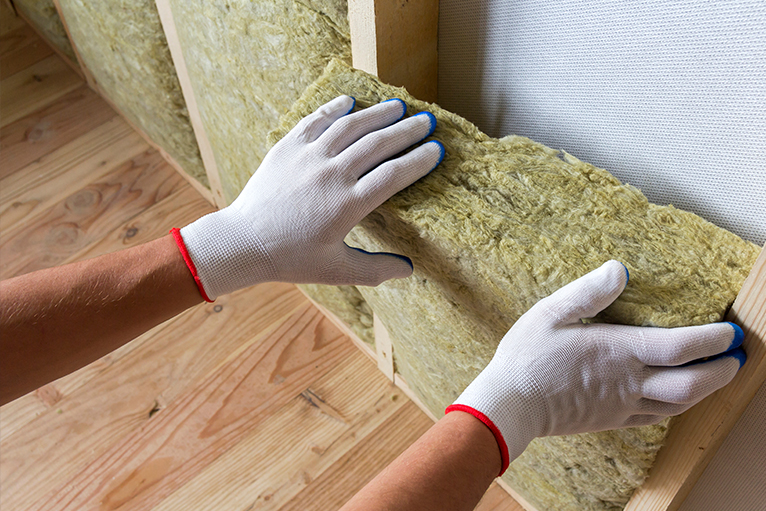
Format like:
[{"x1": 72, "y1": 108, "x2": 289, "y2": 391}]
[{"x1": 0, "y1": 12, "x2": 522, "y2": 511}]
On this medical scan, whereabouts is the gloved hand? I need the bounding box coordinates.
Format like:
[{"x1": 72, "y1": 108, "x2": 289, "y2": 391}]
[
  {"x1": 175, "y1": 95, "x2": 444, "y2": 300},
  {"x1": 447, "y1": 260, "x2": 746, "y2": 474}
]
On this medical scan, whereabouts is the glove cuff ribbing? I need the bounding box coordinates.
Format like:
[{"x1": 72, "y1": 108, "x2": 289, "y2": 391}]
[{"x1": 179, "y1": 208, "x2": 278, "y2": 300}]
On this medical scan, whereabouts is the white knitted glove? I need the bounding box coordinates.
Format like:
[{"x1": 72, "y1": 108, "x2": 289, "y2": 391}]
[
  {"x1": 176, "y1": 95, "x2": 444, "y2": 300},
  {"x1": 447, "y1": 260, "x2": 746, "y2": 474}
]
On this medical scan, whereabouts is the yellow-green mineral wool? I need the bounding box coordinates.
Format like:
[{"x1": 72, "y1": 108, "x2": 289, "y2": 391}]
[
  {"x1": 167, "y1": 0, "x2": 351, "y2": 203},
  {"x1": 56, "y1": 0, "x2": 207, "y2": 188},
  {"x1": 270, "y1": 59, "x2": 759, "y2": 510}
]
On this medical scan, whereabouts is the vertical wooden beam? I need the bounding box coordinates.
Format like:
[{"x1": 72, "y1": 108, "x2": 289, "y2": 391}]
[
  {"x1": 349, "y1": 0, "x2": 438, "y2": 103},
  {"x1": 154, "y1": 0, "x2": 227, "y2": 209},
  {"x1": 49, "y1": 0, "x2": 94, "y2": 87},
  {"x1": 373, "y1": 313, "x2": 394, "y2": 381},
  {"x1": 626, "y1": 244, "x2": 766, "y2": 511}
]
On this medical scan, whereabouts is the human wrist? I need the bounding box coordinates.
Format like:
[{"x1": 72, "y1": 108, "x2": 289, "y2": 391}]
[
  {"x1": 178, "y1": 208, "x2": 278, "y2": 300},
  {"x1": 440, "y1": 410, "x2": 503, "y2": 477},
  {"x1": 447, "y1": 363, "x2": 545, "y2": 474}
]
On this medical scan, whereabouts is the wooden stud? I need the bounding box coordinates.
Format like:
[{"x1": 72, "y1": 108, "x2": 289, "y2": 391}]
[
  {"x1": 154, "y1": 0, "x2": 227, "y2": 209},
  {"x1": 348, "y1": 0, "x2": 438, "y2": 103},
  {"x1": 625, "y1": 244, "x2": 766, "y2": 511},
  {"x1": 373, "y1": 313, "x2": 395, "y2": 381},
  {"x1": 49, "y1": 0, "x2": 95, "y2": 88}
]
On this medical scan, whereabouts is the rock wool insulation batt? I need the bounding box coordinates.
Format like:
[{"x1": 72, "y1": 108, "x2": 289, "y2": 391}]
[
  {"x1": 12, "y1": 0, "x2": 77, "y2": 63},
  {"x1": 55, "y1": 0, "x2": 207, "y2": 188},
  {"x1": 167, "y1": 0, "x2": 351, "y2": 203},
  {"x1": 269, "y1": 59, "x2": 760, "y2": 511}
]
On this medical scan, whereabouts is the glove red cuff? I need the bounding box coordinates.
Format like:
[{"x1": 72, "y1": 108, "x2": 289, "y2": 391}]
[
  {"x1": 445, "y1": 403, "x2": 510, "y2": 476},
  {"x1": 170, "y1": 228, "x2": 214, "y2": 303}
]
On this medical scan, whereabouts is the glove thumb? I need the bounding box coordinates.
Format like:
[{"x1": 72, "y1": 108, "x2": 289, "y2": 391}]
[
  {"x1": 335, "y1": 245, "x2": 414, "y2": 286},
  {"x1": 538, "y1": 260, "x2": 629, "y2": 324}
]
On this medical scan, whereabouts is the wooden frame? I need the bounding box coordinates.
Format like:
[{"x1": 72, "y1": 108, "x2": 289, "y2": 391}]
[
  {"x1": 27, "y1": 0, "x2": 766, "y2": 508},
  {"x1": 349, "y1": 0, "x2": 438, "y2": 103}
]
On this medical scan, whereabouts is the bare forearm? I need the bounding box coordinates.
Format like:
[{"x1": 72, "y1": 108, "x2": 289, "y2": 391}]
[
  {"x1": 0, "y1": 235, "x2": 201, "y2": 405},
  {"x1": 341, "y1": 411, "x2": 501, "y2": 511}
]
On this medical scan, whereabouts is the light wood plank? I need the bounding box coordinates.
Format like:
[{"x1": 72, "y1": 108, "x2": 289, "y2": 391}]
[
  {"x1": 374, "y1": 312, "x2": 395, "y2": 381},
  {"x1": 0, "y1": 1, "x2": 25, "y2": 37},
  {"x1": 0, "y1": 85, "x2": 117, "y2": 179},
  {"x1": 0, "y1": 117, "x2": 147, "y2": 232},
  {"x1": 349, "y1": 0, "x2": 439, "y2": 102},
  {"x1": 154, "y1": 349, "x2": 404, "y2": 510},
  {"x1": 0, "y1": 149, "x2": 186, "y2": 279},
  {"x1": 278, "y1": 400, "x2": 433, "y2": 511},
  {"x1": 0, "y1": 23, "x2": 54, "y2": 77},
  {"x1": 625, "y1": 244, "x2": 766, "y2": 511},
  {"x1": 297, "y1": 286, "x2": 378, "y2": 364},
  {"x1": 64, "y1": 184, "x2": 213, "y2": 264},
  {"x1": 154, "y1": 0, "x2": 226, "y2": 208},
  {"x1": 27, "y1": 304, "x2": 354, "y2": 511},
  {"x1": 0, "y1": 283, "x2": 308, "y2": 511},
  {"x1": 0, "y1": 54, "x2": 82, "y2": 127}
]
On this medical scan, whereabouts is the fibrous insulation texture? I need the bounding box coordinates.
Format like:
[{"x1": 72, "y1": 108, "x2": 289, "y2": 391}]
[
  {"x1": 56, "y1": 0, "x2": 207, "y2": 188},
  {"x1": 167, "y1": 0, "x2": 351, "y2": 203},
  {"x1": 12, "y1": 0, "x2": 77, "y2": 62},
  {"x1": 269, "y1": 59, "x2": 760, "y2": 510}
]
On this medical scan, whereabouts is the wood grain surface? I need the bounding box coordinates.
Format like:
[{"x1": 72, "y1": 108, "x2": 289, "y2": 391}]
[
  {"x1": 0, "y1": 54, "x2": 81, "y2": 127},
  {"x1": 0, "y1": 22, "x2": 53, "y2": 77},
  {"x1": 0, "y1": 85, "x2": 117, "y2": 178}
]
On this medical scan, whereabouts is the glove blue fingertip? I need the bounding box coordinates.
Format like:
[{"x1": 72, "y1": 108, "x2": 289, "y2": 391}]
[
  {"x1": 725, "y1": 347, "x2": 747, "y2": 369},
  {"x1": 350, "y1": 246, "x2": 413, "y2": 271},
  {"x1": 618, "y1": 262, "x2": 629, "y2": 284},
  {"x1": 345, "y1": 96, "x2": 356, "y2": 115},
  {"x1": 726, "y1": 322, "x2": 745, "y2": 351},
  {"x1": 389, "y1": 252, "x2": 414, "y2": 271},
  {"x1": 383, "y1": 98, "x2": 407, "y2": 120},
  {"x1": 428, "y1": 140, "x2": 446, "y2": 172},
  {"x1": 413, "y1": 111, "x2": 437, "y2": 137}
]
